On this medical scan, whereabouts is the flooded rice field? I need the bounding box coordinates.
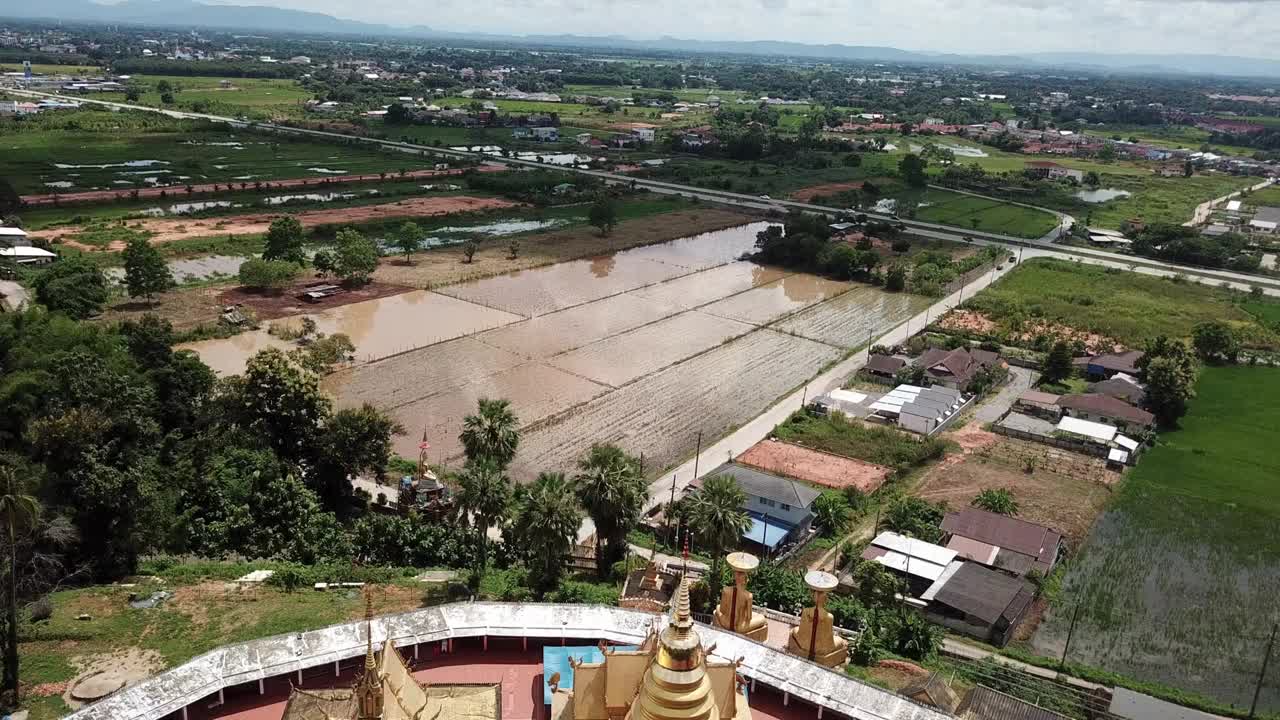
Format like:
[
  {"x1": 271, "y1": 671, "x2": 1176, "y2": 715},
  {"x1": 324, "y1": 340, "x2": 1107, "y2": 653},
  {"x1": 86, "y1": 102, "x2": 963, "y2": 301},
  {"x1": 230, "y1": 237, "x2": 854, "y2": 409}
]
[
  {"x1": 106, "y1": 254, "x2": 246, "y2": 285},
  {"x1": 188, "y1": 220, "x2": 928, "y2": 472},
  {"x1": 699, "y1": 275, "x2": 853, "y2": 325},
  {"x1": 181, "y1": 290, "x2": 523, "y2": 375},
  {"x1": 772, "y1": 286, "x2": 932, "y2": 348},
  {"x1": 548, "y1": 311, "x2": 755, "y2": 388}
]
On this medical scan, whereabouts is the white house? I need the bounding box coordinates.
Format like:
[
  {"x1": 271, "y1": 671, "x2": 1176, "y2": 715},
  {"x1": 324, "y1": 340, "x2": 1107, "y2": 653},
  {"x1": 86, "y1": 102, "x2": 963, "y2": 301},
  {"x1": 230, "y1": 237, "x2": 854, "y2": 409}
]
[
  {"x1": 631, "y1": 127, "x2": 656, "y2": 143},
  {"x1": 0, "y1": 246, "x2": 55, "y2": 264},
  {"x1": 0, "y1": 227, "x2": 30, "y2": 246}
]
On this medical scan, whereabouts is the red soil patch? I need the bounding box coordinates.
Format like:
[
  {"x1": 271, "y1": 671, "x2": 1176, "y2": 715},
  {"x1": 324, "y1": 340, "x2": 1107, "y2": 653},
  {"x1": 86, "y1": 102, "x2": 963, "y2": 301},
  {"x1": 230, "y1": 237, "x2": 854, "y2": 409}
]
[
  {"x1": 876, "y1": 659, "x2": 929, "y2": 677},
  {"x1": 790, "y1": 181, "x2": 864, "y2": 202},
  {"x1": 219, "y1": 280, "x2": 414, "y2": 323},
  {"x1": 737, "y1": 438, "x2": 891, "y2": 493},
  {"x1": 937, "y1": 309, "x2": 1127, "y2": 355},
  {"x1": 40, "y1": 196, "x2": 520, "y2": 251},
  {"x1": 19, "y1": 167, "x2": 503, "y2": 207}
]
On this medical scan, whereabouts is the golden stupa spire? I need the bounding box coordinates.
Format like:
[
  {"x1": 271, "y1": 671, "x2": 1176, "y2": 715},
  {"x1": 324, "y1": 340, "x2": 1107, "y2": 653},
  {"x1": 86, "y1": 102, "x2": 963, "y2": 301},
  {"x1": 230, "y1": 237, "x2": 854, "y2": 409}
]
[
  {"x1": 364, "y1": 591, "x2": 377, "y2": 672},
  {"x1": 628, "y1": 573, "x2": 718, "y2": 720},
  {"x1": 356, "y1": 589, "x2": 383, "y2": 719}
]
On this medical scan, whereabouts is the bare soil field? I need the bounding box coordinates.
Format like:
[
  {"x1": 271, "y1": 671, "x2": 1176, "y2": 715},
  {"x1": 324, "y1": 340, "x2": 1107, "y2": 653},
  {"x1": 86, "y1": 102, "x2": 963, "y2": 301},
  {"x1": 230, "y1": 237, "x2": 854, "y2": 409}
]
[
  {"x1": 772, "y1": 287, "x2": 931, "y2": 348},
  {"x1": 219, "y1": 279, "x2": 412, "y2": 323},
  {"x1": 913, "y1": 437, "x2": 1113, "y2": 543},
  {"x1": 738, "y1": 439, "x2": 891, "y2": 492},
  {"x1": 937, "y1": 309, "x2": 1128, "y2": 355},
  {"x1": 509, "y1": 329, "x2": 844, "y2": 480},
  {"x1": 789, "y1": 181, "x2": 865, "y2": 202},
  {"x1": 43, "y1": 196, "x2": 519, "y2": 250},
  {"x1": 700, "y1": 276, "x2": 854, "y2": 326},
  {"x1": 548, "y1": 310, "x2": 755, "y2": 388}
]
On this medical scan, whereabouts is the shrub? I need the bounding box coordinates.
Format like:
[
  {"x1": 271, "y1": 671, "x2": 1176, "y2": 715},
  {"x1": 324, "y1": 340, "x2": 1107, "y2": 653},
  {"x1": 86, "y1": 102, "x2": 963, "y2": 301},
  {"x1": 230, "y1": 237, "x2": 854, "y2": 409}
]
[{"x1": 238, "y1": 258, "x2": 299, "y2": 291}]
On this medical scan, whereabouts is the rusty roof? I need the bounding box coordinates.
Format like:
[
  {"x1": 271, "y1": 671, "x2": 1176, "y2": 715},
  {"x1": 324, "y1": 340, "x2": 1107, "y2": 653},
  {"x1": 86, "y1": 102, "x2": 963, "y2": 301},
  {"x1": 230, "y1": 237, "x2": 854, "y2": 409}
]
[
  {"x1": 1058, "y1": 393, "x2": 1154, "y2": 426},
  {"x1": 942, "y1": 508, "x2": 1061, "y2": 574}
]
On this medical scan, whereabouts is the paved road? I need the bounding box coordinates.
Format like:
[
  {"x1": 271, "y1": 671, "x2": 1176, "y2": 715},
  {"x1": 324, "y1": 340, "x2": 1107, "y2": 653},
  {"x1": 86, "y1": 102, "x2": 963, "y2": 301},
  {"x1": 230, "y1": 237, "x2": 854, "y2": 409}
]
[
  {"x1": 13, "y1": 88, "x2": 1280, "y2": 293},
  {"x1": 975, "y1": 366, "x2": 1038, "y2": 424}
]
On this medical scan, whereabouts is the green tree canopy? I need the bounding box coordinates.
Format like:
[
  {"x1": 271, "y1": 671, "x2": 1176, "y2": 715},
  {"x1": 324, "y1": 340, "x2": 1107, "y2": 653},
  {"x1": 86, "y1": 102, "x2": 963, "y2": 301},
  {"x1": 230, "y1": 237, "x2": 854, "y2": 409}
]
[
  {"x1": 32, "y1": 257, "x2": 109, "y2": 319},
  {"x1": 687, "y1": 473, "x2": 751, "y2": 597},
  {"x1": 1191, "y1": 321, "x2": 1238, "y2": 364},
  {"x1": 262, "y1": 216, "x2": 306, "y2": 264},
  {"x1": 510, "y1": 472, "x2": 583, "y2": 593},
  {"x1": 332, "y1": 228, "x2": 379, "y2": 285},
  {"x1": 121, "y1": 236, "x2": 172, "y2": 302},
  {"x1": 898, "y1": 153, "x2": 929, "y2": 188},
  {"x1": 459, "y1": 398, "x2": 520, "y2": 468},
  {"x1": 394, "y1": 221, "x2": 423, "y2": 264},
  {"x1": 238, "y1": 258, "x2": 299, "y2": 292},
  {"x1": 588, "y1": 195, "x2": 618, "y2": 236},
  {"x1": 454, "y1": 457, "x2": 513, "y2": 583},
  {"x1": 1043, "y1": 340, "x2": 1074, "y2": 384}
]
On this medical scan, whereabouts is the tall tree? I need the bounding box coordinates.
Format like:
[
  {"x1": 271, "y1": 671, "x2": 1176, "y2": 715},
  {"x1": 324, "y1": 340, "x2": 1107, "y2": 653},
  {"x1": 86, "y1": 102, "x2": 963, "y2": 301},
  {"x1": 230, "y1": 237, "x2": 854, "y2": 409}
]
[
  {"x1": 310, "y1": 404, "x2": 404, "y2": 513},
  {"x1": 588, "y1": 195, "x2": 618, "y2": 236},
  {"x1": 394, "y1": 221, "x2": 423, "y2": 264},
  {"x1": 238, "y1": 348, "x2": 332, "y2": 462},
  {"x1": 32, "y1": 257, "x2": 109, "y2": 319},
  {"x1": 898, "y1": 153, "x2": 929, "y2": 188},
  {"x1": 510, "y1": 472, "x2": 583, "y2": 594},
  {"x1": 687, "y1": 474, "x2": 750, "y2": 600},
  {"x1": 573, "y1": 443, "x2": 645, "y2": 577},
  {"x1": 1043, "y1": 340, "x2": 1074, "y2": 384},
  {"x1": 1192, "y1": 321, "x2": 1238, "y2": 363},
  {"x1": 459, "y1": 398, "x2": 520, "y2": 468},
  {"x1": 262, "y1": 217, "x2": 305, "y2": 264},
  {"x1": 1144, "y1": 352, "x2": 1198, "y2": 428},
  {"x1": 454, "y1": 457, "x2": 512, "y2": 584},
  {"x1": 811, "y1": 491, "x2": 851, "y2": 538},
  {"x1": 122, "y1": 236, "x2": 172, "y2": 303},
  {"x1": 332, "y1": 228, "x2": 379, "y2": 285}
]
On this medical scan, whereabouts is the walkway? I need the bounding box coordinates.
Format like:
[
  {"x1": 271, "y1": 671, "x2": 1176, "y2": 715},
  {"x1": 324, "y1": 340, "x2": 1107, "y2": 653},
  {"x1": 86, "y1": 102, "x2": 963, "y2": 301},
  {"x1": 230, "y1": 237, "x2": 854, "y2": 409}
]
[{"x1": 974, "y1": 366, "x2": 1038, "y2": 424}]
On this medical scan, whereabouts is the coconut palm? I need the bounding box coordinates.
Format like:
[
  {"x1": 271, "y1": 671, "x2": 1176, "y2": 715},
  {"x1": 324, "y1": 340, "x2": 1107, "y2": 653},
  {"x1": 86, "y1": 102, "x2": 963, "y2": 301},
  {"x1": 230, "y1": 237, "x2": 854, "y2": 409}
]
[
  {"x1": 459, "y1": 398, "x2": 520, "y2": 469},
  {"x1": 454, "y1": 457, "x2": 512, "y2": 585},
  {"x1": 511, "y1": 472, "x2": 583, "y2": 594},
  {"x1": 573, "y1": 443, "x2": 645, "y2": 577},
  {"x1": 687, "y1": 474, "x2": 751, "y2": 599}
]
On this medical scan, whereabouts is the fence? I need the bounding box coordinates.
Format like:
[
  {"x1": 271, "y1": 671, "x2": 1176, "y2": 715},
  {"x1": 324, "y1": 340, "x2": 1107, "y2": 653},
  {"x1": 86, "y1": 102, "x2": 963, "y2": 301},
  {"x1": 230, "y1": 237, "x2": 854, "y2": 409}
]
[{"x1": 991, "y1": 422, "x2": 1109, "y2": 459}]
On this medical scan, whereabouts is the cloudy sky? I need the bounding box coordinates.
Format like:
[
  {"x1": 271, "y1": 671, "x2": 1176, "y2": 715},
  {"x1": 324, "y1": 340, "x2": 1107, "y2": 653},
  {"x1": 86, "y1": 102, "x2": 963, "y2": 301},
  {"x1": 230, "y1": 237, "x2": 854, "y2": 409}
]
[{"x1": 198, "y1": 0, "x2": 1280, "y2": 58}]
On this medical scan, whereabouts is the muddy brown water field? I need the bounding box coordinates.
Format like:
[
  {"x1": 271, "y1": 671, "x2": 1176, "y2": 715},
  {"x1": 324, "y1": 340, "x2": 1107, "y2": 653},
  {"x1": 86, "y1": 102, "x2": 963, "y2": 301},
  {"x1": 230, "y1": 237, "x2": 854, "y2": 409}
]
[{"x1": 185, "y1": 221, "x2": 933, "y2": 479}]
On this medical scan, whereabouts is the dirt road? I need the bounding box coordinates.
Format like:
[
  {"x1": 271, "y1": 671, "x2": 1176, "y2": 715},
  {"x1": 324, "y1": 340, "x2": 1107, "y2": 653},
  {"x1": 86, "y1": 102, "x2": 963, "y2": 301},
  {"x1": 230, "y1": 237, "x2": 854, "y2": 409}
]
[{"x1": 39, "y1": 196, "x2": 520, "y2": 251}]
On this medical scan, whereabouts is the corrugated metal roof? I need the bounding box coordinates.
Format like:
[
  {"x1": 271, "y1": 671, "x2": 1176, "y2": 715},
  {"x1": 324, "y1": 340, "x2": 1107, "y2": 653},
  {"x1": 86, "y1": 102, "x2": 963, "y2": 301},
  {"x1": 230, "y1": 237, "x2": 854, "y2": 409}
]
[
  {"x1": 708, "y1": 463, "x2": 821, "y2": 508},
  {"x1": 941, "y1": 508, "x2": 1061, "y2": 575},
  {"x1": 870, "y1": 531, "x2": 957, "y2": 566},
  {"x1": 931, "y1": 564, "x2": 1034, "y2": 625},
  {"x1": 960, "y1": 685, "x2": 1071, "y2": 720},
  {"x1": 1056, "y1": 415, "x2": 1117, "y2": 442},
  {"x1": 66, "y1": 603, "x2": 952, "y2": 720}
]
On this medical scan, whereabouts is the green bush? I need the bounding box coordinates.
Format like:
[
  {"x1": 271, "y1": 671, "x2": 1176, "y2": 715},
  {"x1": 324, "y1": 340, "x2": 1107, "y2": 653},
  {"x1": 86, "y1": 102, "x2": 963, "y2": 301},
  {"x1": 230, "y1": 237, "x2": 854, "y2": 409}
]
[{"x1": 238, "y1": 258, "x2": 299, "y2": 291}]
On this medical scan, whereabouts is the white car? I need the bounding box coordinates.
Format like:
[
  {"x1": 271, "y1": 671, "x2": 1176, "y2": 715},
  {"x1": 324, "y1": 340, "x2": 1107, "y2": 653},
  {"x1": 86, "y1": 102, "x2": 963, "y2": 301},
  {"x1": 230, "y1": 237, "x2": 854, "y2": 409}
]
[{"x1": 759, "y1": 194, "x2": 771, "y2": 200}]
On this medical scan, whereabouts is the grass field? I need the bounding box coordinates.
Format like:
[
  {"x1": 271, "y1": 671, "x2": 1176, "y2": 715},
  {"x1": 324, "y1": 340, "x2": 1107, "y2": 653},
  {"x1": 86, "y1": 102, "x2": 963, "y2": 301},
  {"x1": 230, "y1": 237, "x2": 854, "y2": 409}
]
[
  {"x1": 963, "y1": 258, "x2": 1280, "y2": 350},
  {"x1": 1093, "y1": 123, "x2": 1260, "y2": 157},
  {"x1": 0, "y1": 124, "x2": 434, "y2": 194},
  {"x1": 915, "y1": 190, "x2": 1059, "y2": 238},
  {"x1": 771, "y1": 410, "x2": 948, "y2": 474},
  {"x1": 1245, "y1": 184, "x2": 1280, "y2": 207},
  {"x1": 1031, "y1": 366, "x2": 1280, "y2": 714},
  {"x1": 92, "y1": 74, "x2": 313, "y2": 119},
  {"x1": 0, "y1": 62, "x2": 103, "y2": 76},
  {"x1": 436, "y1": 95, "x2": 713, "y2": 131}
]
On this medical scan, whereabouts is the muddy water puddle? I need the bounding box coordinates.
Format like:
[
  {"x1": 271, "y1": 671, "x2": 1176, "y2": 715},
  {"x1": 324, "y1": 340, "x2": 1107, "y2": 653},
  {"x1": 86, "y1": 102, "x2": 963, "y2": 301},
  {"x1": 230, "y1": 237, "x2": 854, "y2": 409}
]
[
  {"x1": 699, "y1": 275, "x2": 854, "y2": 325},
  {"x1": 180, "y1": 290, "x2": 523, "y2": 375},
  {"x1": 770, "y1": 286, "x2": 932, "y2": 348},
  {"x1": 548, "y1": 310, "x2": 755, "y2": 388}
]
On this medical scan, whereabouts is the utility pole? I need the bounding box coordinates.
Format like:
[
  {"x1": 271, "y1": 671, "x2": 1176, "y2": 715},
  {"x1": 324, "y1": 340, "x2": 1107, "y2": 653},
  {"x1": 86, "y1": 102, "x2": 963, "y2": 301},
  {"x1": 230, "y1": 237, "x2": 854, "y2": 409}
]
[
  {"x1": 1060, "y1": 602, "x2": 1082, "y2": 670},
  {"x1": 1250, "y1": 623, "x2": 1277, "y2": 719},
  {"x1": 692, "y1": 431, "x2": 702, "y2": 482}
]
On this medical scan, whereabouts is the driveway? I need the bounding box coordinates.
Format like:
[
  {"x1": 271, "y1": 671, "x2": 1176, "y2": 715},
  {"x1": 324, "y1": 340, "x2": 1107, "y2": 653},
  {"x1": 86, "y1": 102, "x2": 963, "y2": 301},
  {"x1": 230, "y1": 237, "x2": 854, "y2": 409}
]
[{"x1": 974, "y1": 366, "x2": 1038, "y2": 424}]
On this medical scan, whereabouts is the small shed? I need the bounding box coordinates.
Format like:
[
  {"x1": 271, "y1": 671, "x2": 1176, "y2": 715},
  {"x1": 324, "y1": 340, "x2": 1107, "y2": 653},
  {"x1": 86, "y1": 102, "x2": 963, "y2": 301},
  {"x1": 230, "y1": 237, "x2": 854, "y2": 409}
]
[
  {"x1": 1055, "y1": 415, "x2": 1117, "y2": 444},
  {"x1": 865, "y1": 353, "x2": 905, "y2": 379},
  {"x1": 900, "y1": 673, "x2": 958, "y2": 713},
  {"x1": 922, "y1": 562, "x2": 1035, "y2": 647}
]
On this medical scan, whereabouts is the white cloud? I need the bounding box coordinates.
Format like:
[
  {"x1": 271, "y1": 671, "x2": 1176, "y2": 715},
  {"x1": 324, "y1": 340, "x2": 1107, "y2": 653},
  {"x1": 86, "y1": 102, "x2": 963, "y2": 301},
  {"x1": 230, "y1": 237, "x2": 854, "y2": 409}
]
[{"x1": 206, "y1": 0, "x2": 1280, "y2": 59}]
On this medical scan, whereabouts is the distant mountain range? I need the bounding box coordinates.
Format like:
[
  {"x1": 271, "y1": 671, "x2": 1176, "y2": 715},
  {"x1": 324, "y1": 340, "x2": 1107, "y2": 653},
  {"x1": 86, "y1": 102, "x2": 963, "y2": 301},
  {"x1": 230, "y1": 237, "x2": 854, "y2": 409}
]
[{"x1": 6, "y1": 0, "x2": 1280, "y2": 79}]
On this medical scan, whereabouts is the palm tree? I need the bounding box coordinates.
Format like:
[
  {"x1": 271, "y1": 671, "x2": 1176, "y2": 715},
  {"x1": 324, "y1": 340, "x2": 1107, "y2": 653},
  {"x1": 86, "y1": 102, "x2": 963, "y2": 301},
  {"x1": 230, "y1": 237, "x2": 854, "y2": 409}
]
[
  {"x1": 2, "y1": 470, "x2": 39, "y2": 706},
  {"x1": 454, "y1": 458, "x2": 512, "y2": 586},
  {"x1": 573, "y1": 443, "x2": 645, "y2": 577},
  {"x1": 687, "y1": 474, "x2": 750, "y2": 600},
  {"x1": 459, "y1": 398, "x2": 520, "y2": 468},
  {"x1": 511, "y1": 472, "x2": 583, "y2": 594}
]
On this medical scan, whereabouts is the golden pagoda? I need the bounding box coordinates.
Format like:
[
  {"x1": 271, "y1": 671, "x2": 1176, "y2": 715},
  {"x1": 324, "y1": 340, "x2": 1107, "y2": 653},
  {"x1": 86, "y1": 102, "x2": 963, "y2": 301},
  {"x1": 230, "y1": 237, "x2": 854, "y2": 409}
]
[
  {"x1": 281, "y1": 597, "x2": 498, "y2": 720},
  {"x1": 552, "y1": 576, "x2": 751, "y2": 720},
  {"x1": 785, "y1": 571, "x2": 848, "y2": 668},
  {"x1": 712, "y1": 553, "x2": 768, "y2": 642}
]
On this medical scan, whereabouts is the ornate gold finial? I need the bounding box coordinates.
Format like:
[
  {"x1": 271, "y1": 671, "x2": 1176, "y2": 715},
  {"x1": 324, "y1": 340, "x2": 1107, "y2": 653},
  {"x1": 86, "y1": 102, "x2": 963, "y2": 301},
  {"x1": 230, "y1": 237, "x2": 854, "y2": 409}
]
[{"x1": 364, "y1": 589, "x2": 376, "y2": 672}]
